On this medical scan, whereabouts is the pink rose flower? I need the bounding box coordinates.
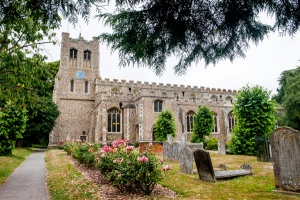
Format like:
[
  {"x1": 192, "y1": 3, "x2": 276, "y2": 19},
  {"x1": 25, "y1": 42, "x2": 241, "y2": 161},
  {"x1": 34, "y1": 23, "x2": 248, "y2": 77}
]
[
  {"x1": 103, "y1": 145, "x2": 110, "y2": 153},
  {"x1": 126, "y1": 146, "x2": 134, "y2": 153}
]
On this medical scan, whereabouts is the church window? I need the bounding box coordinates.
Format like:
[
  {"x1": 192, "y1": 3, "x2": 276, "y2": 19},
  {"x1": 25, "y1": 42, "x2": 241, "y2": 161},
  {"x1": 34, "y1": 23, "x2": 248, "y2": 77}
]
[
  {"x1": 212, "y1": 113, "x2": 218, "y2": 133},
  {"x1": 228, "y1": 111, "x2": 235, "y2": 132},
  {"x1": 70, "y1": 48, "x2": 77, "y2": 58},
  {"x1": 70, "y1": 80, "x2": 74, "y2": 92},
  {"x1": 84, "y1": 50, "x2": 91, "y2": 60},
  {"x1": 107, "y1": 108, "x2": 121, "y2": 133},
  {"x1": 153, "y1": 100, "x2": 163, "y2": 112},
  {"x1": 186, "y1": 111, "x2": 195, "y2": 133},
  {"x1": 84, "y1": 81, "x2": 89, "y2": 93}
]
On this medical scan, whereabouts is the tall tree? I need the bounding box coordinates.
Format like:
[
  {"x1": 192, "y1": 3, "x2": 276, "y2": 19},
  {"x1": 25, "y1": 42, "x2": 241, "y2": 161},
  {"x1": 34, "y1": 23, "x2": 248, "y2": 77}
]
[
  {"x1": 190, "y1": 106, "x2": 214, "y2": 143},
  {"x1": 230, "y1": 85, "x2": 277, "y2": 155},
  {"x1": 273, "y1": 67, "x2": 300, "y2": 130},
  {"x1": 99, "y1": 0, "x2": 300, "y2": 75}
]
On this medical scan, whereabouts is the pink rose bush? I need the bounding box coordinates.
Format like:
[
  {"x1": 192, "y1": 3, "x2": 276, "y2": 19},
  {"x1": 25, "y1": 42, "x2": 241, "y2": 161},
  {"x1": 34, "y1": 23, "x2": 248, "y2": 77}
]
[{"x1": 62, "y1": 139, "x2": 172, "y2": 195}]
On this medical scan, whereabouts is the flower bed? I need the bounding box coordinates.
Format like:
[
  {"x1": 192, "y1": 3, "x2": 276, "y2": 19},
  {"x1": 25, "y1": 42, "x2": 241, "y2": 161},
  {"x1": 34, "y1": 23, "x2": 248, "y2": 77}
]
[{"x1": 62, "y1": 140, "x2": 172, "y2": 195}]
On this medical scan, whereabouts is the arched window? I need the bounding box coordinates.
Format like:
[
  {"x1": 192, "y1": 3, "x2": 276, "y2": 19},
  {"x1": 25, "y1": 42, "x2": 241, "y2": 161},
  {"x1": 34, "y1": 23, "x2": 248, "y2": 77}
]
[
  {"x1": 84, "y1": 50, "x2": 91, "y2": 60},
  {"x1": 84, "y1": 81, "x2": 88, "y2": 93},
  {"x1": 186, "y1": 111, "x2": 195, "y2": 133},
  {"x1": 228, "y1": 111, "x2": 235, "y2": 132},
  {"x1": 226, "y1": 96, "x2": 233, "y2": 104},
  {"x1": 211, "y1": 95, "x2": 218, "y2": 103},
  {"x1": 83, "y1": 50, "x2": 91, "y2": 68},
  {"x1": 70, "y1": 48, "x2": 77, "y2": 59},
  {"x1": 212, "y1": 113, "x2": 218, "y2": 133},
  {"x1": 70, "y1": 80, "x2": 74, "y2": 92},
  {"x1": 153, "y1": 100, "x2": 163, "y2": 112},
  {"x1": 107, "y1": 108, "x2": 121, "y2": 133}
]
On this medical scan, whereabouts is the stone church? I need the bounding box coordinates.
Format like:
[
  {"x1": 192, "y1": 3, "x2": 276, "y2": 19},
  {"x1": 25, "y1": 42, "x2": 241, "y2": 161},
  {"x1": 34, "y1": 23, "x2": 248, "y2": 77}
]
[{"x1": 48, "y1": 33, "x2": 237, "y2": 146}]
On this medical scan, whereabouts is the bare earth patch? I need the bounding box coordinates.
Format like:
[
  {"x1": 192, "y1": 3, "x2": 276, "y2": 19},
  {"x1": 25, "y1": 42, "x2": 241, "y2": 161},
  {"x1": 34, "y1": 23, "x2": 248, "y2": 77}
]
[{"x1": 69, "y1": 156, "x2": 177, "y2": 199}]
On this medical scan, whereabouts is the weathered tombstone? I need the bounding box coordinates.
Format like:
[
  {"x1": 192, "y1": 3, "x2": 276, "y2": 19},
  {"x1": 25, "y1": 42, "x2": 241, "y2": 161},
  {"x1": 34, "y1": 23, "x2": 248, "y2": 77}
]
[
  {"x1": 270, "y1": 127, "x2": 300, "y2": 193},
  {"x1": 172, "y1": 142, "x2": 181, "y2": 160},
  {"x1": 187, "y1": 142, "x2": 203, "y2": 151},
  {"x1": 163, "y1": 141, "x2": 172, "y2": 160},
  {"x1": 193, "y1": 149, "x2": 216, "y2": 182},
  {"x1": 167, "y1": 134, "x2": 173, "y2": 144},
  {"x1": 218, "y1": 139, "x2": 226, "y2": 155},
  {"x1": 180, "y1": 133, "x2": 186, "y2": 147},
  {"x1": 194, "y1": 149, "x2": 252, "y2": 182},
  {"x1": 180, "y1": 147, "x2": 194, "y2": 174}
]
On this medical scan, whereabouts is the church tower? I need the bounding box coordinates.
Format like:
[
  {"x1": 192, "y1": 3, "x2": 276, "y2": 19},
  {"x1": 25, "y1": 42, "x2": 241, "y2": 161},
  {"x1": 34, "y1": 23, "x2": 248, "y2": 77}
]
[{"x1": 49, "y1": 33, "x2": 100, "y2": 145}]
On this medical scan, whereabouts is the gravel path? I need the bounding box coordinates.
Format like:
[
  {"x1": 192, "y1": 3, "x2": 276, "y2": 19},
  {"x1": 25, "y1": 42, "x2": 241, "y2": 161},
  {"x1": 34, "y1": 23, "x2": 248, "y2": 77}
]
[{"x1": 0, "y1": 149, "x2": 48, "y2": 200}]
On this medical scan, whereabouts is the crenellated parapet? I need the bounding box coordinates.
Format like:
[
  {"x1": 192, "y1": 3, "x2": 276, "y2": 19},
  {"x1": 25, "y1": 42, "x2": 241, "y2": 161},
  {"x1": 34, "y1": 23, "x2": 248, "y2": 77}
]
[{"x1": 94, "y1": 77, "x2": 237, "y2": 106}]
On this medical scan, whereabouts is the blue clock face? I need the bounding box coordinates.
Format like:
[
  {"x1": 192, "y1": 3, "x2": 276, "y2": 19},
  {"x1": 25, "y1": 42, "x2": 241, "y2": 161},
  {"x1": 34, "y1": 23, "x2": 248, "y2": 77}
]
[{"x1": 76, "y1": 70, "x2": 85, "y2": 79}]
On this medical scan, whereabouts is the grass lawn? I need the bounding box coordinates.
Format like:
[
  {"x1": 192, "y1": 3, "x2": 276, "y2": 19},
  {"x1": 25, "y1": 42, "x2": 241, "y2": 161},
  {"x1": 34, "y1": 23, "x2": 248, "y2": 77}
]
[
  {"x1": 0, "y1": 148, "x2": 32, "y2": 186},
  {"x1": 46, "y1": 149, "x2": 101, "y2": 200},
  {"x1": 45, "y1": 149, "x2": 300, "y2": 200},
  {"x1": 159, "y1": 152, "x2": 300, "y2": 199}
]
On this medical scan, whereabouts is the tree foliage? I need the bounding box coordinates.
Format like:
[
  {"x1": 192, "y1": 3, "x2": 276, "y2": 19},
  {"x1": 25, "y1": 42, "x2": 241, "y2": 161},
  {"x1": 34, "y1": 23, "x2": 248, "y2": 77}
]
[
  {"x1": 99, "y1": 0, "x2": 300, "y2": 75},
  {"x1": 230, "y1": 85, "x2": 277, "y2": 155},
  {"x1": 273, "y1": 67, "x2": 300, "y2": 130},
  {"x1": 154, "y1": 110, "x2": 176, "y2": 141},
  {"x1": 0, "y1": 101, "x2": 28, "y2": 155},
  {"x1": 190, "y1": 106, "x2": 214, "y2": 143}
]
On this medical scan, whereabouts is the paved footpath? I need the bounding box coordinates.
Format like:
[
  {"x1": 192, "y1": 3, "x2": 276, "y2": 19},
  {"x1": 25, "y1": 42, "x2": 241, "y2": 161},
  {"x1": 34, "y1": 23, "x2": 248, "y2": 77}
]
[{"x1": 0, "y1": 149, "x2": 48, "y2": 200}]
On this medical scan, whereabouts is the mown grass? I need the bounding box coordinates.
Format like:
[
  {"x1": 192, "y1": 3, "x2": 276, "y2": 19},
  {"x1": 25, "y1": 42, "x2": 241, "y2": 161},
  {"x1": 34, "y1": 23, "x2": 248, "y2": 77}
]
[
  {"x1": 45, "y1": 149, "x2": 101, "y2": 200},
  {"x1": 45, "y1": 149, "x2": 300, "y2": 200},
  {"x1": 0, "y1": 148, "x2": 33, "y2": 186},
  {"x1": 159, "y1": 152, "x2": 300, "y2": 200}
]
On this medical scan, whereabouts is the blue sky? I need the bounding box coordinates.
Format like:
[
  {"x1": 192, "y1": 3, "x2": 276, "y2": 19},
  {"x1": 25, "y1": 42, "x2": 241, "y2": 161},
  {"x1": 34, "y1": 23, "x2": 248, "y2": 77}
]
[{"x1": 43, "y1": 8, "x2": 300, "y2": 96}]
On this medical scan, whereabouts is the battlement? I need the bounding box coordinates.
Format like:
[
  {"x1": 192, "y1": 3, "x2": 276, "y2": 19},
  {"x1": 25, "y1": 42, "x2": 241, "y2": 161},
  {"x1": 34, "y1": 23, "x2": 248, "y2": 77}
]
[
  {"x1": 62, "y1": 32, "x2": 99, "y2": 44},
  {"x1": 96, "y1": 77, "x2": 237, "y2": 94}
]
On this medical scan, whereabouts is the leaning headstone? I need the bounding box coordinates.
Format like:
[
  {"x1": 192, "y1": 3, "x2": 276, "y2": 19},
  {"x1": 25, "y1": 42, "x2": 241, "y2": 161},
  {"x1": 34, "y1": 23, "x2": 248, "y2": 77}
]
[
  {"x1": 180, "y1": 147, "x2": 194, "y2": 174},
  {"x1": 172, "y1": 142, "x2": 181, "y2": 160},
  {"x1": 270, "y1": 127, "x2": 300, "y2": 193},
  {"x1": 163, "y1": 141, "x2": 172, "y2": 160},
  {"x1": 193, "y1": 149, "x2": 216, "y2": 182}
]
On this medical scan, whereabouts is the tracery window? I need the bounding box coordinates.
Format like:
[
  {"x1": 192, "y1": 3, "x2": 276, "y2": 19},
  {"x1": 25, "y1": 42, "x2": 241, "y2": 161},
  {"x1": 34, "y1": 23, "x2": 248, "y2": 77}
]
[
  {"x1": 228, "y1": 111, "x2": 235, "y2": 132},
  {"x1": 70, "y1": 48, "x2": 77, "y2": 58},
  {"x1": 186, "y1": 111, "x2": 195, "y2": 133},
  {"x1": 153, "y1": 100, "x2": 163, "y2": 112},
  {"x1": 107, "y1": 108, "x2": 121, "y2": 133},
  {"x1": 84, "y1": 50, "x2": 91, "y2": 60},
  {"x1": 83, "y1": 50, "x2": 91, "y2": 68}
]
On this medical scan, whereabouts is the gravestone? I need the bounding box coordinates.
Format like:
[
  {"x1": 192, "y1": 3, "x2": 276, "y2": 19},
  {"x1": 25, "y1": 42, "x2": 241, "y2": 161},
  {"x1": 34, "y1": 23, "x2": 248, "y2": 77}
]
[
  {"x1": 218, "y1": 139, "x2": 226, "y2": 155},
  {"x1": 180, "y1": 133, "x2": 186, "y2": 147},
  {"x1": 180, "y1": 147, "x2": 194, "y2": 174},
  {"x1": 194, "y1": 149, "x2": 252, "y2": 182},
  {"x1": 172, "y1": 142, "x2": 181, "y2": 160},
  {"x1": 194, "y1": 149, "x2": 216, "y2": 182},
  {"x1": 167, "y1": 134, "x2": 173, "y2": 144},
  {"x1": 163, "y1": 141, "x2": 172, "y2": 160},
  {"x1": 270, "y1": 127, "x2": 300, "y2": 193}
]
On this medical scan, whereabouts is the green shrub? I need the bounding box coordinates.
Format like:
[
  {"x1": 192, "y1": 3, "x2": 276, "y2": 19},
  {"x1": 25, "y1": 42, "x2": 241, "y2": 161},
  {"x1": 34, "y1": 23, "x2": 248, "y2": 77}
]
[
  {"x1": 154, "y1": 110, "x2": 176, "y2": 141},
  {"x1": 0, "y1": 101, "x2": 28, "y2": 156},
  {"x1": 190, "y1": 106, "x2": 214, "y2": 143},
  {"x1": 204, "y1": 137, "x2": 218, "y2": 150}
]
